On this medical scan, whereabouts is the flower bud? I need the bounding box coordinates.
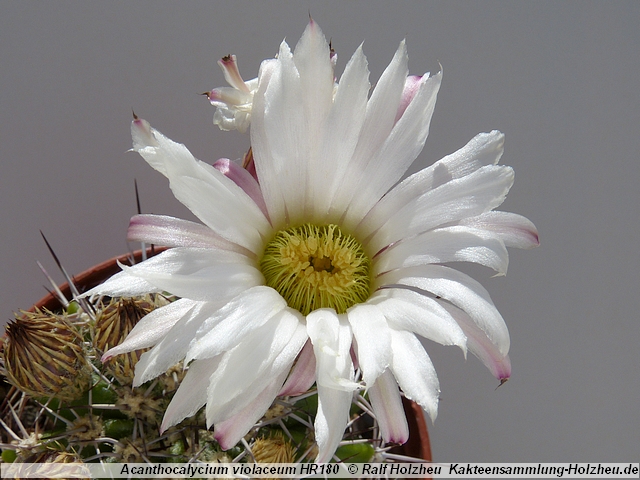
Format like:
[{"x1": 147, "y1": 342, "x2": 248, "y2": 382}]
[
  {"x1": 94, "y1": 297, "x2": 154, "y2": 383},
  {"x1": 3, "y1": 310, "x2": 91, "y2": 401}
]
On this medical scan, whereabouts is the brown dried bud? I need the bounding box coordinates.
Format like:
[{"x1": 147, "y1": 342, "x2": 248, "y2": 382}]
[
  {"x1": 94, "y1": 297, "x2": 154, "y2": 383},
  {"x1": 3, "y1": 310, "x2": 91, "y2": 401}
]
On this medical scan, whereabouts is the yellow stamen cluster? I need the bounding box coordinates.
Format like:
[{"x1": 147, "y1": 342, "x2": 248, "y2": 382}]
[
  {"x1": 251, "y1": 433, "x2": 296, "y2": 464},
  {"x1": 260, "y1": 224, "x2": 371, "y2": 315}
]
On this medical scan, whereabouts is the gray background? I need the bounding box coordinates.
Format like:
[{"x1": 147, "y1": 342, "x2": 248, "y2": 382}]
[{"x1": 1, "y1": 1, "x2": 638, "y2": 462}]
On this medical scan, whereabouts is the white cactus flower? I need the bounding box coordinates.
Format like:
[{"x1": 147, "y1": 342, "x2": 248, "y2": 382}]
[{"x1": 85, "y1": 21, "x2": 538, "y2": 462}]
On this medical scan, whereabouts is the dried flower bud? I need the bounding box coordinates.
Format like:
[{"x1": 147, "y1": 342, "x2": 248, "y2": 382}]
[
  {"x1": 3, "y1": 310, "x2": 91, "y2": 401},
  {"x1": 251, "y1": 433, "x2": 296, "y2": 464},
  {"x1": 94, "y1": 297, "x2": 154, "y2": 383}
]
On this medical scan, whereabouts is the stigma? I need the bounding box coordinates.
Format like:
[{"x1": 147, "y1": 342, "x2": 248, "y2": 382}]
[{"x1": 260, "y1": 224, "x2": 371, "y2": 315}]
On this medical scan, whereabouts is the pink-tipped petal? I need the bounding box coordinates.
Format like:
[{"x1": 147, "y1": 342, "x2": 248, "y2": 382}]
[
  {"x1": 132, "y1": 300, "x2": 227, "y2": 387},
  {"x1": 207, "y1": 87, "x2": 251, "y2": 107},
  {"x1": 214, "y1": 369, "x2": 289, "y2": 450},
  {"x1": 355, "y1": 130, "x2": 506, "y2": 242},
  {"x1": 218, "y1": 54, "x2": 250, "y2": 93},
  {"x1": 307, "y1": 309, "x2": 358, "y2": 391},
  {"x1": 186, "y1": 287, "x2": 287, "y2": 364},
  {"x1": 373, "y1": 225, "x2": 510, "y2": 276},
  {"x1": 341, "y1": 71, "x2": 442, "y2": 230},
  {"x1": 389, "y1": 329, "x2": 440, "y2": 422},
  {"x1": 279, "y1": 340, "x2": 316, "y2": 396},
  {"x1": 329, "y1": 40, "x2": 409, "y2": 224},
  {"x1": 395, "y1": 74, "x2": 424, "y2": 123},
  {"x1": 127, "y1": 214, "x2": 252, "y2": 255},
  {"x1": 307, "y1": 309, "x2": 358, "y2": 462},
  {"x1": 314, "y1": 385, "x2": 353, "y2": 463},
  {"x1": 82, "y1": 269, "x2": 160, "y2": 300},
  {"x1": 368, "y1": 369, "x2": 409, "y2": 445},
  {"x1": 440, "y1": 302, "x2": 512, "y2": 380},
  {"x1": 213, "y1": 159, "x2": 269, "y2": 220},
  {"x1": 130, "y1": 118, "x2": 271, "y2": 254},
  {"x1": 368, "y1": 288, "x2": 467, "y2": 352},
  {"x1": 308, "y1": 44, "x2": 370, "y2": 220},
  {"x1": 101, "y1": 298, "x2": 198, "y2": 361},
  {"x1": 204, "y1": 311, "x2": 307, "y2": 426},
  {"x1": 131, "y1": 116, "x2": 158, "y2": 152},
  {"x1": 459, "y1": 211, "x2": 540, "y2": 249},
  {"x1": 377, "y1": 264, "x2": 510, "y2": 357},
  {"x1": 116, "y1": 248, "x2": 263, "y2": 303},
  {"x1": 347, "y1": 304, "x2": 391, "y2": 387},
  {"x1": 160, "y1": 356, "x2": 221, "y2": 433},
  {"x1": 365, "y1": 164, "x2": 514, "y2": 255}
]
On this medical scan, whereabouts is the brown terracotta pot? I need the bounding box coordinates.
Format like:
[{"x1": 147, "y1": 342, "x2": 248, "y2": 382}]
[
  {"x1": 395, "y1": 396, "x2": 432, "y2": 461},
  {"x1": 29, "y1": 248, "x2": 432, "y2": 462}
]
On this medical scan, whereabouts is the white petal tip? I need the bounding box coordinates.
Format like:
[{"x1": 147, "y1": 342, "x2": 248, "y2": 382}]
[{"x1": 426, "y1": 404, "x2": 438, "y2": 423}]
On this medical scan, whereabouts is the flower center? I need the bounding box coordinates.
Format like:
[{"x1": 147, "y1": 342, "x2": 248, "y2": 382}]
[{"x1": 260, "y1": 224, "x2": 371, "y2": 316}]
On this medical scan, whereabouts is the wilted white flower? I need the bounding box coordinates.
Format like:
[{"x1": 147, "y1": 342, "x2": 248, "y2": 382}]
[
  {"x1": 205, "y1": 54, "x2": 259, "y2": 133},
  {"x1": 85, "y1": 21, "x2": 538, "y2": 462}
]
